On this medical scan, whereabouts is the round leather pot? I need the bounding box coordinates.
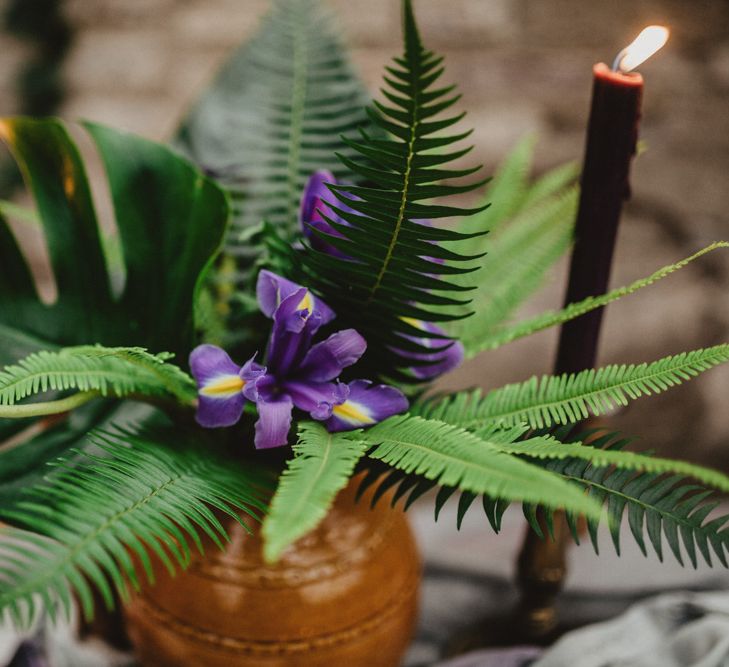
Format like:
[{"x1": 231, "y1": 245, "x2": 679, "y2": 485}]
[{"x1": 123, "y1": 479, "x2": 421, "y2": 667}]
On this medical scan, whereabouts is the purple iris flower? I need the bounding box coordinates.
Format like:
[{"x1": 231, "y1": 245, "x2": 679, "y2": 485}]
[
  {"x1": 254, "y1": 270, "x2": 411, "y2": 448},
  {"x1": 189, "y1": 270, "x2": 410, "y2": 449},
  {"x1": 189, "y1": 345, "x2": 266, "y2": 428}
]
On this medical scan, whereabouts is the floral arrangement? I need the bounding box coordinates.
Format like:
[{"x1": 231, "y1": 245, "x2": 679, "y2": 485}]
[{"x1": 1, "y1": 0, "x2": 729, "y2": 628}]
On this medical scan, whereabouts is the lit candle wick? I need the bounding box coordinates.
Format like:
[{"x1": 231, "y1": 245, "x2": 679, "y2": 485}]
[{"x1": 612, "y1": 25, "x2": 669, "y2": 73}]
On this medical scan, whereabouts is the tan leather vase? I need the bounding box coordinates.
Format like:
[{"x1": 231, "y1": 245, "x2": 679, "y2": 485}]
[{"x1": 123, "y1": 479, "x2": 421, "y2": 667}]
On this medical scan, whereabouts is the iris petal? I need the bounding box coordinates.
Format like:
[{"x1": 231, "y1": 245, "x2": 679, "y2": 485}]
[
  {"x1": 283, "y1": 380, "x2": 349, "y2": 420},
  {"x1": 256, "y1": 270, "x2": 335, "y2": 327},
  {"x1": 190, "y1": 345, "x2": 265, "y2": 429},
  {"x1": 254, "y1": 393, "x2": 294, "y2": 449},
  {"x1": 325, "y1": 380, "x2": 409, "y2": 432},
  {"x1": 399, "y1": 319, "x2": 464, "y2": 380},
  {"x1": 298, "y1": 329, "x2": 367, "y2": 382},
  {"x1": 190, "y1": 344, "x2": 241, "y2": 386}
]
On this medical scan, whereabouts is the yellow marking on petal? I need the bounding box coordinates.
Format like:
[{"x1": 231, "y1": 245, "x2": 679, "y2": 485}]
[
  {"x1": 200, "y1": 375, "x2": 245, "y2": 397},
  {"x1": 400, "y1": 316, "x2": 427, "y2": 331},
  {"x1": 297, "y1": 290, "x2": 314, "y2": 314},
  {"x1": 332, "y1": 400, "x2": 375, "y2": 426}
]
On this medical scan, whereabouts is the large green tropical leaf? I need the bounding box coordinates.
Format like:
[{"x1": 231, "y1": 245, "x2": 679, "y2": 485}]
[
  {"x1": 420, "y1": 345, "x2": 729, "y2": 430},
  {"x1": 0, "y1": 429, "x2": 269, "y2": 628},
  {"x1": 0, "y1": 117, "x2": 228, "y2": 487},
  {"x1": 0, "y1": 117, "x2": 229, "y2": 362},
  {"x1": 262, "y1": 422, "x2": 368, "y2": 563},
  {"x1": 301, "y1": 0, "x2": 487, "y2": 379}
]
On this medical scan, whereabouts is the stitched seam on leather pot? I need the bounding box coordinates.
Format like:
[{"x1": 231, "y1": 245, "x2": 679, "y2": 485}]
[
  {"x1": 191, "y1": 512, "x2": 395, "y2": 589},
  {"x1": 129, "y1": 565, "x2": 419, "y2": 656}
]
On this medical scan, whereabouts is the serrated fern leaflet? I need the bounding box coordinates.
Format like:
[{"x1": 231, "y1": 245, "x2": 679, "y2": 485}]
[
  {"x1": 0, "y1": 430, "x2": 268, "y2": 628},
  {"x1": 300, "y1": 0, "x2": 487, "y2": 378}
]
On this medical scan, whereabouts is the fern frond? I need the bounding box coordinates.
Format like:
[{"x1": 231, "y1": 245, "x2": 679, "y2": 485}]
[
  {"x1": 454, "y1": 134, "x2": 535, "y2": 255},
  {"x1": 498, "y1": 435, "x2": 729, "y2": 494},
  {"x1": 355, "y1": 426, "x2": 729, "y2": 567},
  {"x1": 262, "y1": 422, "x2": 367, "y2": 563},
  {"x1": 301, "y1": 0, "x2": 487, "y2": 378},
  {"x1": 0, "y1": 346, "x2": 196, "y2": 407},
  {"x1": 471, "y1": 241, "x2": 729, "y2": 354},
  {"x1": 542, "y1": 455, "x2": 729, "y2": 568},
  {"x1": 420, "y1": 345, "x2": 729, "y2": 430},
  {"x1": 0, "y1": 429, "x2": 268, "y2": 628},
  {"x1": 435, "y1": 139, "x2": 578, "y2": 351},
  {"x1": 351, "y1": 415, "x2": 602, "y2": 519},
  {"x1": 450, "y1": 187, "x2": 577, "y2": 351},
  {"x1": 176, "y1": 0, "x2": 374, "y2": 330}
]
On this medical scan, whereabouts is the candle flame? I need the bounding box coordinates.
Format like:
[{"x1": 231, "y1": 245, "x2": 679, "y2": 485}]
[{"x1": 615, "y1": 26, "x2": 669, "y2": 73}]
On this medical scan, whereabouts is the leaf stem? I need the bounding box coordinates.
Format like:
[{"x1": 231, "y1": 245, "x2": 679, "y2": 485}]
[{"x1": 0, "y1": 391, "x2": 99, "y2": 418}]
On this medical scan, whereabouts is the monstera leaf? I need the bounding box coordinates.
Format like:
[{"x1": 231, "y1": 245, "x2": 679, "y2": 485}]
[
  {"x1": 0, "y1": 117, "x2": 229, "y2": 493},
  {"x1": 0, "y1": 118, "x2": 229, "y2": 362}
]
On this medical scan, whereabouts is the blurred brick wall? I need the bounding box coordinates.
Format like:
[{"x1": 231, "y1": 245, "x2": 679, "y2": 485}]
[{"x1": 1, "y1": 0, "x2": 728, "y2": 463}]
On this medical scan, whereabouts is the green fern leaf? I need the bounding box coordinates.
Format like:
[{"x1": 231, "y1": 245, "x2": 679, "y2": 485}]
[
  {"x1": 301, "y1": 0, "x2": 487, "y2": 378},
  {"x1": 453, "y1": 134, "x2": 535, "y2": 259},
  {"x1": 352, "y1": 415, "x2": 602, "y2": 519},
  {"x1": 450, "y1": 188, "x2": 577, "y2": 351},
  {"x1": 176, "y1": 0, "x2": 375, "y2": 338},
  {"x1": 262, "y1": 422, "x2": 368, "y2": 563},
  {"x1": 356, "y1": 427, "x2": 729, "y2": 565},
  {"x1": 0, "y1": 429, "x2": 269, "y2": 628},
  {"x1": 421, "y1": 345, "x2": 729, "y2": 430},
  {"x1": 497, "y1": 435, "x2": 729, "y2": 494},
  {"x1": 437, "y1": 138, "x2": 578, "y2": 352},
  {"x1": 0, "y1": 346, "x2": 196, "y2": 408},
  {"x1": 472, "y1": 241, "x2": 729, "y2": 354},
  {"x1": 543, "y1": 455, "x2": 729, "y2": 568}
]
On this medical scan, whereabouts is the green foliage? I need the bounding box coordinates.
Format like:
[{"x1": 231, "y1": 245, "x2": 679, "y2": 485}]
[
  {"x1": 447, "y1": 162, "x2": 578, "y2": 354},
  {"x1": 0, "y1": 116, "x2": 227, "y2": 487},
  {"x1": 440, "y1": 138, "x2": 578, "y2": 357},
  {"x1": 0, "y1": 346, "x2": 196, "y2": 408},
  {"x1": 0, "y1": 117, "x2": 229, "y2": 364},
  {"x1": 350, "y1": 415, "x2": 602, "y2": 518},
  {"x1": 262, "y1": 422, "x2": 368, "y2": 563},
  {"x1": 301, "y1": 0, "x2": 487, "y2": 378},
  {"x1": 421, "y1": 345, "x2": 729, "y2": 430},
  {"x1": 0, "y1": 429, "x2": 269, "y2": 628},
  {"x1": 471, "y1": 241, "x2": 729, "y2": 354},
  {"x1": 176, "y1": 0, "x2": 374, "y2": 341},
  {"x1": 499, "y1": 435, "x2": 729, "y2": 493},
  {"x1": 355, "y1": 427, "x2": 729, "y2": 567},
  {"x1": 539, "y1": 439, "x2": 729, "y2": 568}
]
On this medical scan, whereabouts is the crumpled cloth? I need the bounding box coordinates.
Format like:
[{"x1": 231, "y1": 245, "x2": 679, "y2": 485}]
[
  {"x1": 434, "y1": 592, "x2": 729, "y2": 667},
  {"x1": 534, "y1": 592, "x2": 729, "y2": 667}
]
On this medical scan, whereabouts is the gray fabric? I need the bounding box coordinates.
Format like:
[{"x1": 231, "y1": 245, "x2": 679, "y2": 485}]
[{"x1": 533, "y1": 592, "x2": 729, "y2": 667}]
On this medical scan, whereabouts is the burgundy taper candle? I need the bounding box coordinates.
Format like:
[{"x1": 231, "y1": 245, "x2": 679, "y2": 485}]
[
  {"x1": 554, "y1": 64, "x2": 642, "y2": 374},
  {"x1": 514, "y1": 29, "x2": 668, "y2": 640}
]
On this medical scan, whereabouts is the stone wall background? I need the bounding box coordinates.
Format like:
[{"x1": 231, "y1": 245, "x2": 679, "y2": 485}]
[{"x1": 1, "y1": 0, "x2": 728, "y2": 465}]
